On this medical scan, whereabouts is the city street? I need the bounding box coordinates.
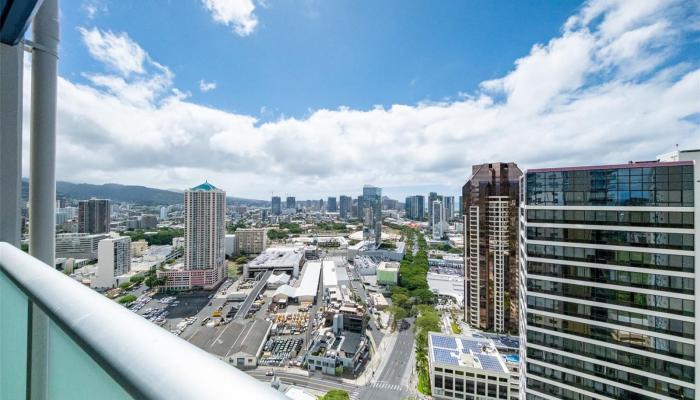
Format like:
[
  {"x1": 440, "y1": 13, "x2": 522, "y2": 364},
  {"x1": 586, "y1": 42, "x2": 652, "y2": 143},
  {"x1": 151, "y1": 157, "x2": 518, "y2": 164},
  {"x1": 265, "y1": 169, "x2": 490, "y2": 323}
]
[{"x1": 354, "y1": 318, "x2": 414, "y2": 400}]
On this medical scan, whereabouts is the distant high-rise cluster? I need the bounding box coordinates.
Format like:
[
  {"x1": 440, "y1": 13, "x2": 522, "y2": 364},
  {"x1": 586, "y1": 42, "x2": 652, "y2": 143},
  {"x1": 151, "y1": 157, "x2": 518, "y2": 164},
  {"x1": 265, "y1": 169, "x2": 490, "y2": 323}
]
[{"x1": 78, "y1": 199, "x2": 111, "y2": 234}]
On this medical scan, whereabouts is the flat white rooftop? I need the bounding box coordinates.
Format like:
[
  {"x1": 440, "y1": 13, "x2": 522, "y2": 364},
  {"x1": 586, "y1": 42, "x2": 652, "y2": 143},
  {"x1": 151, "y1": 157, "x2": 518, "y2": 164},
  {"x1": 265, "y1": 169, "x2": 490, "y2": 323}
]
[{"x1": 248, "y1": 246, "x2": 304, "y2": 268}]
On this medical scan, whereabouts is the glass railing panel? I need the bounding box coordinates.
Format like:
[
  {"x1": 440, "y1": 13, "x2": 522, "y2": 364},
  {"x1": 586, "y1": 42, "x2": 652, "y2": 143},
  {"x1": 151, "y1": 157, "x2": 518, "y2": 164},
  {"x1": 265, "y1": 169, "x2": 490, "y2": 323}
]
[
  {"x1": 0, "y1": 270, "x2": 28, "y2": 400},
  {"x1": 47, "y1": 319, "x2": 132, "y2": 399}
]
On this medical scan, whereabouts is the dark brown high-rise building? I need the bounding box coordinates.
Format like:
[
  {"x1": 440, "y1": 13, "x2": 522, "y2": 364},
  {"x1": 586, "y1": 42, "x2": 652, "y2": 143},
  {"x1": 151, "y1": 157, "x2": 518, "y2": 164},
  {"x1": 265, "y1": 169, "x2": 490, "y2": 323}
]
[
  {"x1": 78, "y1": 199, "x2": 111, "y2": 234},
  {"x1": 461, "y1": 162, "x2": 522, "y2": 334}
]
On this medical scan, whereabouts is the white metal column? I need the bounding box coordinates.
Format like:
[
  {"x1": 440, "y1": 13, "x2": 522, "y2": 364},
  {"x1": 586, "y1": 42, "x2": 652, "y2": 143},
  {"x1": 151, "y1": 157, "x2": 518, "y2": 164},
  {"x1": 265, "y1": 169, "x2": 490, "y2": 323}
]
[
  {"x1": 0, "y1": 43, "x2": 24, "y2": 247},
  {"x1": 28, "y1": 0, "x2": 59, "y2": 266},
  {"x1": 27, "y1": 2, "x2": 59, "y2": 399}
]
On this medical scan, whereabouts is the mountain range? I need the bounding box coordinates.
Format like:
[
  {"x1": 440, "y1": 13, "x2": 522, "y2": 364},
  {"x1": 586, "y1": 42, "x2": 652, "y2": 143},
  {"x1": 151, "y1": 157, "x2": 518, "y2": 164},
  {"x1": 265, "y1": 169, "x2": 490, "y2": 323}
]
[{"x1": 21, "y1": 180, "x2": 268, "y2": 206}]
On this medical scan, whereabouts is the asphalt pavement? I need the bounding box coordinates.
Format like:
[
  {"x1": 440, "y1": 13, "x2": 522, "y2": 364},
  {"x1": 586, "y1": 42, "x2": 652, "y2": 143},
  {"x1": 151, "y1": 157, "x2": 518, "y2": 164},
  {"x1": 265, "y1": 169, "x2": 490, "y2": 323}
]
[{"x1": 354, "y1": 318, "x2": 415, "y2": 400}]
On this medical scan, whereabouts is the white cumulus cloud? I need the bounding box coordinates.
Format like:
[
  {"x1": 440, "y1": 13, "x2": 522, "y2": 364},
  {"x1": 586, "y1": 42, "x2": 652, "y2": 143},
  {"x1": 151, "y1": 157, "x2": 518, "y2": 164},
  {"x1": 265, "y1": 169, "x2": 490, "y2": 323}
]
[
  {"x1": 199, "y1": 80, "x2": 217, "y2": 92},
  {"x1": 78, "y1": 27, "x2": 146, "y2": 76},
  {"x1": 200, "y1": 0, "x2": 259, "y2": 37},
  {"x1": 26, "y1": 0, "x2": 700, "y2": 199}
]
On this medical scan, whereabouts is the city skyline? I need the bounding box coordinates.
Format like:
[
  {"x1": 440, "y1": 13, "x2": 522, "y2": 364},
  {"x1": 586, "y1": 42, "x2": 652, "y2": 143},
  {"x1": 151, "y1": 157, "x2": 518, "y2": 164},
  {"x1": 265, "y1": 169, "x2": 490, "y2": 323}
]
[
  {"x1": 5, "y1": 1, "x2": 700, "y2": 400},
  {"x1": 22, "y1": 0, "x2": 699, "y2": 199}
]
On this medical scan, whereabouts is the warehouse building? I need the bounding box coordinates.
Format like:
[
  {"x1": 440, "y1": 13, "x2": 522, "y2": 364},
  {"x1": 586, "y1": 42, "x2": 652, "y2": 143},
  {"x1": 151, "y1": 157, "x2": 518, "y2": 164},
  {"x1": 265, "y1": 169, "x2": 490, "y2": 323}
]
[{"x1": 272, "y1": 261, "x2": 321, "y2": 304}]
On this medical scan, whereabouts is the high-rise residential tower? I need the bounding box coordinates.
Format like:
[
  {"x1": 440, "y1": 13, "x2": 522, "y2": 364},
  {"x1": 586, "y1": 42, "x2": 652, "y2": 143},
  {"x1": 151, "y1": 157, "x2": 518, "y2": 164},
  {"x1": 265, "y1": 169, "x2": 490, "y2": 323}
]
[
  {"x1": 271, "y1": 196, "x2": 281, "y2": 215},
  {"x1": 520, "y1": 151, "x2": 698, "y2": 400},
  {"x1": 78, "y1": 199, "x2": 111, "y2": 234},
  {"x1": 444, "y1": 196, "x2": 455, "y2": 220},
  {"x1": 184, "y1": 181, "x2": 226, "y2": 288},
  {"x1": 339, "y1": 195, "x2": 351, "y2": 220},
  {"x1": 428, "y1": 192, "x2": 438, "y2": 227},
  {"x1": 286, "y1": 196, "x2": 296, "y2": 211},
  {"x1": 327, "y1": 197, "x2": 337, "y2": 212},
  {"x1": 431, "y1": 200, "x2": 445, "y2": 240},
  {"x1": 405, "y1": 195, "x2": 425, "y2": 220},
  {"x1": 462, "y1": 162, "x2": 522, "y2": 334},
  {"x1": 362, "y1": 185, "x2": 382, "y2": 248}
]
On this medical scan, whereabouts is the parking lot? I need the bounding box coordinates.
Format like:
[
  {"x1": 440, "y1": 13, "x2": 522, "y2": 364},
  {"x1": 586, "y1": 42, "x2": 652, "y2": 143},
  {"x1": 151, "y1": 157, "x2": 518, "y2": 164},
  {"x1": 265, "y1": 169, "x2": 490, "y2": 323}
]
[{"x1": 259, "y1": 336, "x2": 304, "y2": 367}]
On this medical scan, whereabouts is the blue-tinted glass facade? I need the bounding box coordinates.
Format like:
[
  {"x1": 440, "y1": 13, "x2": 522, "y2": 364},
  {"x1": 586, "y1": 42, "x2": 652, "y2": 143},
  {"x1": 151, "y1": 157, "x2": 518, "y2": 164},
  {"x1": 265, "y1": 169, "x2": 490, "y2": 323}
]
[
  {"x1": 526, "y1": 164, "x2": 694, "y2": 206},
  {"x1": 521, "y1": 161, "x2": 697, "y2": 400}
]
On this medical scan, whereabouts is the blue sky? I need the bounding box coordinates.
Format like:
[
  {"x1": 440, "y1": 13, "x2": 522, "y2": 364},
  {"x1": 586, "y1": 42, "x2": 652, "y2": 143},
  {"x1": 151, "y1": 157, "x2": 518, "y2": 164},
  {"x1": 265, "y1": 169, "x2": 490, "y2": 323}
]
[
  {"x1": 29, "y1": 0, "x2": 700, "y2": 200},
  {"x1": 62, "y1": 1, "x2": 584, "y2": 120}
]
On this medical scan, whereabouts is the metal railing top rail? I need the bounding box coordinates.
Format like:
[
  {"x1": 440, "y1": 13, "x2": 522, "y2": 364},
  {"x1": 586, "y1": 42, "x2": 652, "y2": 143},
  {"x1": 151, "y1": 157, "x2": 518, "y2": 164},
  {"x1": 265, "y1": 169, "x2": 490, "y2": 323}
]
[{"x1": 0, "y1": 242, "x2": 288, "y2": 400}]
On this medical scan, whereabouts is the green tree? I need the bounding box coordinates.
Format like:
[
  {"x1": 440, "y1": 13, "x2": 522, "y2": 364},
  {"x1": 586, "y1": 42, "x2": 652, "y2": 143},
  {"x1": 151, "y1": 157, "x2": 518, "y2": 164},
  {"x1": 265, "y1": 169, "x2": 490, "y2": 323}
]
[
  {"x1": 410, "y1": 288, "x2": 434, "y2": 304},
  {"x1": 319, "y1": 390, "x2": 349, "y2": 400},
  {"x1": 267, "y1": 229, "x2": 288, "y2": 240},
  {"x1": 391, "y1": 293, "x2": 410, "y2": 309},
  {"x1": 387, "y1": 306, "x2": 407, "y2": 327},
  {"x1": 118, "y1": 294, "x2": 137, "y2": 305},
  {"x1": 235, "y1": 256, "x2": 249, "y2": 264}
]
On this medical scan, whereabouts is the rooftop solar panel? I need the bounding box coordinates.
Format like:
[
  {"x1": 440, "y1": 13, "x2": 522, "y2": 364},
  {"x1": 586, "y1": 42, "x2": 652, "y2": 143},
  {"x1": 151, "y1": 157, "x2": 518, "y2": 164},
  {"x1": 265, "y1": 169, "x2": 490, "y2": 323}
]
[
  {"x1": 431, "y1": 335, "x2": 458, "y2": 349},
  {"x1": 433, "y1": 348, "x2": 459, "y2": 366},
  {"x1": 477, "y1": 354, "x2": 505, "y2": 373},
  {"x1": 461, "y1": 339, "x2": 488, "y2": 354}
]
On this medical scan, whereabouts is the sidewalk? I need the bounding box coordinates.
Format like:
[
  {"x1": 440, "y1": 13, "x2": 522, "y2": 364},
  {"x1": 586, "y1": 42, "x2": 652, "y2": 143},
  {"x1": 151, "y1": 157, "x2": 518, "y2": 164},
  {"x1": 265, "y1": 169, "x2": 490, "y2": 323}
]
[{"x1": 347, "y1": 328, "x2": 398, "y2": 386}]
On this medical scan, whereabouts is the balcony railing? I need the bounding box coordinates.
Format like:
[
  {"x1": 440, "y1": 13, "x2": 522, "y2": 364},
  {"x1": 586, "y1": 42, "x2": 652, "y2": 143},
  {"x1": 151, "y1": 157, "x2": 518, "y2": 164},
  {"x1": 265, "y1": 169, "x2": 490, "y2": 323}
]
[{"x1": 0, "y1": 242, "x2": 288, "y2": 399}]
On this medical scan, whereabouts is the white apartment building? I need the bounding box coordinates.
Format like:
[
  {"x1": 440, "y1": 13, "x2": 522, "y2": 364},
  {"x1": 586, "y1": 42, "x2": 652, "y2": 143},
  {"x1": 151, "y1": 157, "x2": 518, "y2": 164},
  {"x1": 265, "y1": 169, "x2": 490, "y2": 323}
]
[{"x1": 93, "y1": 236, "x2": 131, "y2": 289}]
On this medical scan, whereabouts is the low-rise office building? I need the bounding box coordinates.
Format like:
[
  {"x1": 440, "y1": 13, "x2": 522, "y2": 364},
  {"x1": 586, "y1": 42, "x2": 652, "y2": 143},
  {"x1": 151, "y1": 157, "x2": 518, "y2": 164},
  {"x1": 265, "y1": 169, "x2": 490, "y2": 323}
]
[
  {"x1": 306, "y1": 329, "x2": 368, "y2": 376},
  {"x1": 376, "y1": 261, "x2": 399, "y2": 285},
  {"x1": 236, "y1": 228, "x2": 268, "y2": 254},
  {"x1": 429, "y1": 332, "x2": 518, "y2": 400},
  {"x1": 56, "y1": 233, "x2": 110, "y2": 260}
]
